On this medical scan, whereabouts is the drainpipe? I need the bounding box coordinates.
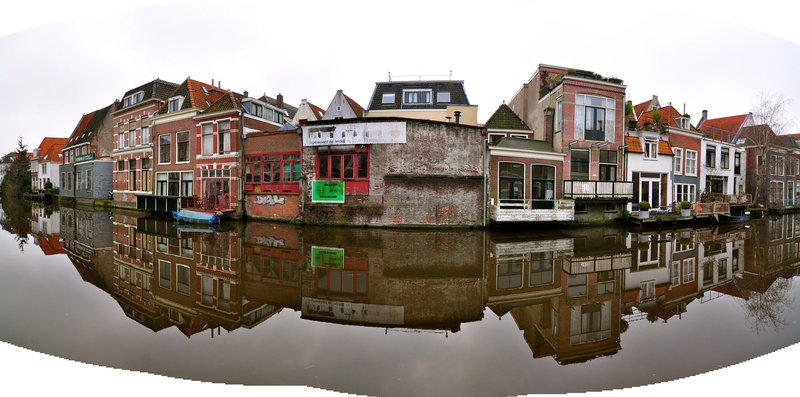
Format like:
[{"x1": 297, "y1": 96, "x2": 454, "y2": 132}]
[
  {"x1": 238, "y1": 109, "x2": 245, "y2": 218},
  {"x1": 483, "y1": 134, "x2": 487, "y2": 228}
]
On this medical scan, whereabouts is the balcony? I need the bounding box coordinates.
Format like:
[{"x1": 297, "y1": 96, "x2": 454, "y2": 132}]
[
  {"x1": 491, "y1": 199, "x2": 575, "y2": 222},
  {"x1": 563, "y1": 180, "x2": 634, "y2": 200}
]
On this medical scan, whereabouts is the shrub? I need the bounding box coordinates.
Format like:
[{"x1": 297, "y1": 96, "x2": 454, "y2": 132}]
[
  {"x1": 680, "y1": 201, "x2": 692, "y2": 209},
  {"x1": 638, "y1": 201, "x2": 651, "y2": 211}
]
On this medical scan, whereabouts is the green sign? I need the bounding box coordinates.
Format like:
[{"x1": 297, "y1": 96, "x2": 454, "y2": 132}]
[
  {"x1": 312, "y1": 180, "x2": 344, "y2": 203},
  {"x1": 75, "y1": 153, "x2": 95, "y2": 163},
  {"x1": 311, "y1": 246, "x2": 344, "y2": 269}
]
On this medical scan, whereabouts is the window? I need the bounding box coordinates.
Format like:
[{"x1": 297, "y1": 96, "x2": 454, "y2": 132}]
[
  {"x1": 570, "y1": 149, "x2": 589, "y2": 180},
  {"x1": 381, "y1": 93, "x2": 395, "y2": 104},
  {"x1": 530, "y1": 252, "x2": 554, "y2": 286},
  {"x1": 685, "y1": 150, "x2": 697, "y2": 176},
  {"x1": 180, "y1": 171, "x2": 193, "y2": 197},
  {"x1": 251, "y1": 102, "x2": 263, "y2": 118},
  {"x1": 129, "y1": 121, "x2": 136, "y2": 146},
  {"x1": 245, "y1": 153, "x2": 301, "y2": 188},
  {"x1": 218, "y1": 121, "x2": 231, "y2": 154},
  {"x1": 176, "y1": 265, "x2": 190, "y2": 295},
  {"x1": 705, "y1": 145, "x2": 716, "y2": 168},
  {"x1": 497, "y1": 260, "x2": 522, "y2": 290},
  {"x1": 777, "y1": 156, "x2": 785, "y2": 176},
  {"x1": 498, "y1": 162, "x2": 525, "y2": 204},
  {"x1": 274, "y1": 111, "x2": 284, "y2": 124},
  {"x1": 123, "y1": 91, "x2": 144, "y2": 107},
  {"x1": 317, "y1": 146, "x2": 368, "y2": 180},
  {"x1": 575, "y1": 94, "x2": 615, "y2": 141},
  {"x1": 176, "y1": 131, "x2": 189, "y2": 162},
  {"x1": 568, "y1": 274, "x2": 587, "y2": 297},
  {"x1": 159, "y1": 260, "x2": 171, "y2": 288},
  {"x1": 675, "y1": 183, "x2": 696, "y2": 203},
  {"x1": 599, "y1": 150, "x2": 617, "y2": 181},
  {"x1": 202, "y1": 124, "x2": 214, "y2": 155},
  {"x1": 117, "y1": 160, "x2": 125, "y2": 171},
  {"x1": 141, "y1": 117, "x2": 150, "y2": 144},
  {"x1": 86, "y1": 169, "x2": 92, "y2": 191},
  {"x1": 640, "y1": 280, "x2": 655, "y2": 301},
  {"x1": 555, "y1": 97, "x2": 563, "y2": 132},
  {"x1": 402, "y1": 89, "x2": 432, "y2": 105},
  {"x1": 721, "y1": 148, "x2": 729, "y2": 169},
  {"x1": 531, "y1": 165, "x2": 555, "y2": 209},
  {"x1": 436, "y1": 91, "x2": 450, "y2": 103},
  {"x1": 141, "y1": 158, "x2": 151, "y2": 192},
  {"x1": 168, "y1": 97, "x2": 181, "y2": 113},
  {"x1": 118, "y1": 130, "x2": 125, "y2": 149},
  {"x1": 488, "y1": 133, "x2": 505, "y2": 144},
  {"x1": 734, "y1": 151, "x2": 741, "y2": 174},
  {"x1": 643, "y1": 138, "x2": 658, "y2": 159},
  {"x1": 128, "y1": 159, "x2": 137, "y2": 191},
  {"x1": 674, "y1": 148, "x2": 683, "y2": 174},
  {"x1": 159, "y1": 135, "x2": 171, "y2": 164}
]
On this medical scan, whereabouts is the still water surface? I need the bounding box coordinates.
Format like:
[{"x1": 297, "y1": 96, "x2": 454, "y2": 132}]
[{"x1": 1, "y1": 198, "x2": 798, "y2": 396}]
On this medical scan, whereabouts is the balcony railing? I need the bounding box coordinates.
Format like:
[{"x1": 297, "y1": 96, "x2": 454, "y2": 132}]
[
  {"x1": 491, "y1": 199, "x2": 575, "y2": 222},
  {"x1": 563, "y1": 180, "x2": 633, "y2": 199}
]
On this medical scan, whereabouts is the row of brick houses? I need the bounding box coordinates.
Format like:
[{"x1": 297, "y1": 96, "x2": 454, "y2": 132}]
[{"x1": 22, "y1": 65, "x2": 800, "y2": 226}]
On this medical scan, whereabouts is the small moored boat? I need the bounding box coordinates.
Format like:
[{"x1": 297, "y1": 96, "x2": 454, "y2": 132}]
[
  {"x1": 172, "y1": 209, "x2": 219, "y2": 224},
  {"x1": 714, "y1": 212, "x2": 750, "y2": 224}
]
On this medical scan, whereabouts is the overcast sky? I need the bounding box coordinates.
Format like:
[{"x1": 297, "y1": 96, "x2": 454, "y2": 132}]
[{"x1": 1, "y1": 0, "x2": 799, "y2": 156}]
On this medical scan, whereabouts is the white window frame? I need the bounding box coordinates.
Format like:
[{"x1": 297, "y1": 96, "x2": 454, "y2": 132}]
[
  {"x1": 383, "y1": 93, "x2": 395, "y2": 104},
  {"x1": 555, "y1": 97, "x2": 563, "y2": 132},
  {"x1": 510, "y1": 134, "x2": 528, "y2": 139},
  {"x1": 402, "y1": 89, "x2": 432, "y2": 105},
  {"x1": 168, "y1": 96, "x2": 184, "y2": 113},
  {"x1": 436, "y1": 91, "x2": 450, "y2": 103},
  {"x1": 574, "y1": 94, "x2": 615, "y2": 141},
  {"x1": 201, "y1": 123, "x2": 214, "y2": 155},
  {"x1": 175, "y1": 131, "x2": 190, "y2": 164},
  {"x1": 643, "y1": 138, "x2": 658, "y2": 160},
  {"x1": 685, "y1": 150, "x2": 698, "y2": 176},
  {"x1": 683, "y1": 258, "x2": 695, "y2": 283},
  {"x1": 487, "y1": 133, "x2": 506, "y2": 143},
  {"x1": 674, "y1": 148, "x2": 683, "y2": 174}
]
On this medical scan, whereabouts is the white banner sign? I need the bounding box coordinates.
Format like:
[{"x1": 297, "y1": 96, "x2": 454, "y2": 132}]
[{"x1": 303, "y1": 121, "x2": 406, "y2": 146}]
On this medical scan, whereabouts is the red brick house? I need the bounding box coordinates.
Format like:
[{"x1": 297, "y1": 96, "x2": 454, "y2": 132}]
[
  {"x1": 111, "y1": 79, "x2": 179, "y2": 209},
  {"x1": 507, "y1": 65, "x2": 632, "y2": 222}
]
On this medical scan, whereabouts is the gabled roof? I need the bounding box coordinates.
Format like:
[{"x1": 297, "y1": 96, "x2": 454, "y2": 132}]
[
  {"x1": 698, "y1": 114, "x2": 749, "y2": 143},
  {"x1": 36, "y1": 137, "x2": 69, "y2": 162},
  {"x1": 202, "y1": 91, "x2": 245, "y2": 114},
  {"x1": 737, "y1": 125, "x2": 797, "y2": 149},
  {"x1": 485, "y1": 104, "x2": 531, "y2": 131},
  {"x1": 659, "y1": 140, "x2": 674, "y2": 155},
  {"x1": 118, "y1": 78, "x2": 179, "y2": 111},
  {"x1": 307, "y1": 102, "x2": 325, "y2": 120},
  {"x1": 38, "y1": 235, "x2": 64, "y2": 255},
  {"x1": 637, "y1": 105, "x2": 695, "y2": 131},
  {"x1": 633, "y1": 100, "x2": 652, "y2": 119},
  {"x1": 343, "y1": 93, "x2": 364, "y2": 118},
  {"x1": 367, "y1": 80, "x2": 470, "y2": 111},
  {"x1": 155, "y1": 78, "x2": 227, "y2": 115},
  {"x1": 65, "y1": 103, "x2": 114, "y2": 147}
]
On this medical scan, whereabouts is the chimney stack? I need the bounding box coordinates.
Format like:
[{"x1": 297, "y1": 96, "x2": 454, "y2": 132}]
[
  {"x1": 454, "y1": 111, "x2": 461, "y2": 124},
  {"x1": 243, "y1": 90, "x2": 248, "y2": 98},
  {"x1": 212, "y1": 78, "x2": 214, "y2": 86},
  {"x1": 277, "y1": 93, "x2": 284, "y2": 109}
]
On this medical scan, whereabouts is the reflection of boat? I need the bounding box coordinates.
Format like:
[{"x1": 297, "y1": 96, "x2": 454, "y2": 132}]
[
  {"x1": 714, "y1": 213, "x2": 750, "y2": 224},
  {"x1": 173, "y1": 222, "x2": 217, "y2": 233},
  {"x1": 172, "y1": 209, "x2": 219, "y2": 224},
  {"x1": 714, "y1": 222, "x2": 746, "y2": 235}
]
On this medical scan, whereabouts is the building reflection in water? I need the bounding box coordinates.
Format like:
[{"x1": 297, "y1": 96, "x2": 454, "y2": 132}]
[{"x1": 51, "y1": 204, "x2": 800, "y2": 363}]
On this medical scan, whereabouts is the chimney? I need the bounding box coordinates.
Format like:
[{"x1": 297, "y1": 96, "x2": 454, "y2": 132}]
[
  {"x1": 212, "y1": 78, "x2": 214, "y2": 86},
  {"x1": 277, "y1": 93, "x2": 284, "y2": 109},
  {"x1": 218, "y1": 80, "x2": 221, "y2": 88},
  {"x1": 699, "y1": 109, "x2": 708, "y2": 127},
  {"x1": 454, "y1": 111, "x2": 461, "y2": 124}
]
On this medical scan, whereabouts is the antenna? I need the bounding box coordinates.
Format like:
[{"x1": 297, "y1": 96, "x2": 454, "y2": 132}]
[{"x1": 388, "y1": 71, "x2": 392, "y2": 81}]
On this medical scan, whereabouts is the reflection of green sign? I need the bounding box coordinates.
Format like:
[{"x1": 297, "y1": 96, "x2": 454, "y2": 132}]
[
  {"x1": 76, "y1": 153, "x2": 95, "y2": 163},
  {"x1": 312, "y1": 180, "x2": 344, "y2": 203},
  {"x1": 311, "y1": 246, "x2": 344, "y2": 268}
]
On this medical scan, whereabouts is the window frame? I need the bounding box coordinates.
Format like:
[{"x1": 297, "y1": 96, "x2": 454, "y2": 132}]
[
  {"x1": 685, "y1": 150, "x2": 698, "y2": 176},
  {"x1": 316, "y1": 146, "x2": 369, "y2": 181},
  {"x1": 402, "y1": 89, "x2": 433, "y2": 105},
  {"x1": 570, "y1": 149, "x2": 590, "y2": 180},
  {"x1": 158, "y1": 134, "x2": 171, "y2": 165},
  {"x1": 176, "y1": 131, "x2": 190, "y2": 163},
  {"x1": 674, "y1": 147, "x2": 683, "y2": 174}
]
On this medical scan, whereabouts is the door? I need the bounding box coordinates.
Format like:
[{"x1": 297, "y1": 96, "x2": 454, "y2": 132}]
[
  {"x1": 204, "y1": 178, "x2": 231, "y2": 209},
  {"x1": 640, "y1": 178, "x2": 660, "y2": 209}
]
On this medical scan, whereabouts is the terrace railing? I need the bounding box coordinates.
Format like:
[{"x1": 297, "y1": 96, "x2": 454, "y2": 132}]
[{"x1": 563, "y1": 180, "x2": 634, "y2": 200}]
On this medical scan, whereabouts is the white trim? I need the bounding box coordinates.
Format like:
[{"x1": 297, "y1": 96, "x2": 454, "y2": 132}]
[
  {"x1": 243, "y1": 113, "x2": 283, "y2": 127},
  {"x1": 685, "y1": 149, "x2": 698, "y2": 176},
  {"x1": 365, "y1": 108, "x2": 447, "y2": 113},
  {"x1": 490, "y1": 147, "x2": 566, "y2": 161},
  {"x1": 112, "y1": 146, "x2": 153, "y2": 156},
  {"x1": 197, "y1": 152, "x2": 239, "y2": 160},
  {"x1": 488, "y1": 128, "x2": 532, "y2": 134},
  {"x1": 401, "y1": 88, "x2": 433, "y2": 105},
  {"x1": 152, "y1": 108, "x2": 196, "y2": 124}
]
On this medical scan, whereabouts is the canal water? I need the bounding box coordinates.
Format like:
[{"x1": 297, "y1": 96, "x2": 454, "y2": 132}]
[{"x1": 1, "y1": 197, "x2": 798, "y2": 396}]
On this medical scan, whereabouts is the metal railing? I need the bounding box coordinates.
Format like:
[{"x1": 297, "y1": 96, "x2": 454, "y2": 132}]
[
  {"x1": 496, "y1": 198, "x2": 556, "y2": 210},
  {"x1": 563, "y1": 180, "x2": 633, "y2": 199}
]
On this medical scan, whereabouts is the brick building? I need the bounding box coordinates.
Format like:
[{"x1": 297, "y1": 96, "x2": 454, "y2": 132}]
[
  {"x1": 61, "y1": 102, "x2": 118, "y2": 203},
  {"x1": 111, "y1": 78, "x2": 179, "y2": 209}
]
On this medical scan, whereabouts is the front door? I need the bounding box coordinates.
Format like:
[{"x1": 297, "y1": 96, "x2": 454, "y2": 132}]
[
  {"x1": 204, "y1": 178, "x2": 230, "y2": 210},
  {"x1": 640, "y1": 178, "x2": 660, "y2": 209}
]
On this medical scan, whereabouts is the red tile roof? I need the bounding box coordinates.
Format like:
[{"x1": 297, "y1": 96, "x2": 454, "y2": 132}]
[
  {"x1": 38, "y1": 235, "x2": 64, "y2": 255},
  {"x1": 698, "y1": 114, "x2": 748, "y2": 142},
  {"x1": 308, "y1": 102, "x2": 325, "y2": 120},
  {"x1": 36, "y1": 137, "x2": 69, "y2": 162},
  {"x1": 343, "y1": 93, "x2": 364, "y2": 118},
  {"x1": 67, "y1": 112, "x2": 96, "y2": 145},
  {"x1": 187, "y1": 78, "x2": 226, "y2": 108},
  {"x1": 633, "y1": 100, "x2": 652, "y2": 118},
  {"x1": 659, "y1": 140, "x2": 674, "y2": 155},
  {"x1": 625, "y1": 136, "x2": 643, "y2": 153},
  {"x1": 637, "y1": 105, "x2": 690, "y2": 129}
]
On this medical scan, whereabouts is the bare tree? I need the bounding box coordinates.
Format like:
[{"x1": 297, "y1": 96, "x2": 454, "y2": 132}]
[
  {"x1": 740, "y1": 277, "x2": 793, "y2": 335},
  {"x1": 745, "y1": 91, "x2": 793, "y2": 206}
]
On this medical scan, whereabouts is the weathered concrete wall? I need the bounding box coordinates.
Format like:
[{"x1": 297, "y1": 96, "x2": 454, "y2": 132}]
[{"x1": 301, "y1": 118, "x2": 484, "y2": 227}]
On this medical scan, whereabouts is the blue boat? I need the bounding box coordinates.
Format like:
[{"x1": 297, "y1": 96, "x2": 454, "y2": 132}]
[{"x1": 172, "y1": 209, "x2": 218, "y2": 224}]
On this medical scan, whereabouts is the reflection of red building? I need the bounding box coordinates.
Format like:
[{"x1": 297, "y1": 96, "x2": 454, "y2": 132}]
[
  {"x1": 38, "y1": 234, "x2": 64, "y2": 255},
  {"x1": 242, "y1": 222, "x2": 302, "y2": 310}
]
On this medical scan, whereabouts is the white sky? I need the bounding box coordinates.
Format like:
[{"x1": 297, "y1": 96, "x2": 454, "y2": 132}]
[{"x1": 1, "y1": 0, "x2": 799, "y2": 156}]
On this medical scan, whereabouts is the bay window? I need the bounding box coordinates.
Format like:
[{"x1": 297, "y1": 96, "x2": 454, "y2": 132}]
[{"x1": 575, "y1": 94, "x2": 615, "y2": 141}]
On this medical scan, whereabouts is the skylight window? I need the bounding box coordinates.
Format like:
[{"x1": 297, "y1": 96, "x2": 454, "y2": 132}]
[
  {"x1": 437, "y1": 92, "x2": 451, "y2": 103},
  {"x1": 202, "y1": 86, "x2": 209, "y2": 94},
  {"x1": 382, "y1": 93, "x2": 395, "y2": 104}
]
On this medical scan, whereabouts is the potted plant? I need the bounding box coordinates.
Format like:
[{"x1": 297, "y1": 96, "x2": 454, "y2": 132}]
[
  {"x1": 638, "y1": 201, "x2": 651, "y2": 219},
  {"x1": 680, "y1": 201, "x2": 692, "y2": 217}
]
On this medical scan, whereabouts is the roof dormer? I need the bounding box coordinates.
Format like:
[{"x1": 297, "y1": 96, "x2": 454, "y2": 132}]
[
  {"x1": 123, "y1": 90, "x2": 145, "y2": 108},
  {"x1": 167, "y1": 96, "x2": 185, "y2": 113}
]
